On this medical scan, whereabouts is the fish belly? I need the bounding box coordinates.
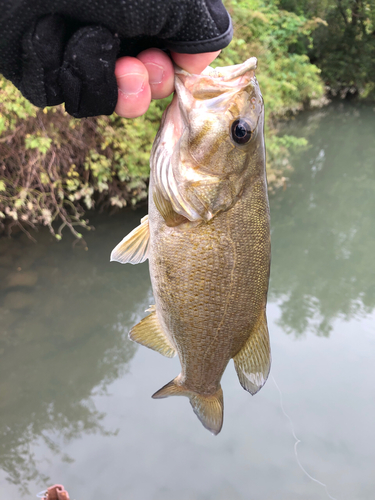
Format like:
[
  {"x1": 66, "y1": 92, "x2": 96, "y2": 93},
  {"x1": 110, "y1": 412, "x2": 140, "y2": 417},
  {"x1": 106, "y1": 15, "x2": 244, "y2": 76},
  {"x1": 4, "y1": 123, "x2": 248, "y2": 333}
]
[{"x1": 148, "y1": 176, "x2": 270, "y2": 396}]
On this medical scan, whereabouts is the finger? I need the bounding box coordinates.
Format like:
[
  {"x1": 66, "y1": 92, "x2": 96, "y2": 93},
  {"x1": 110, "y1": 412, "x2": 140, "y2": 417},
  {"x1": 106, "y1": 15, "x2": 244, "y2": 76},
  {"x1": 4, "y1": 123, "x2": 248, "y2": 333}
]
[
  {"x1": 115, "y1": 56, "x2": 151, "y2": 118},
  {"x1": 170, "y1": 50, "x2": 221, "y2": 75},
  {"x1": 137, "y1": 48, "x2": 174, "y2": 100}
]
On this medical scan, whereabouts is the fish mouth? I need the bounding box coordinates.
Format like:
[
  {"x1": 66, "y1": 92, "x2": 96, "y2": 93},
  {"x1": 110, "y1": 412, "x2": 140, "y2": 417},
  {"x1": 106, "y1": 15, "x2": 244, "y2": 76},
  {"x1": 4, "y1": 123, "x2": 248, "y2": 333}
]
[
  {"x1": 175, "y1": 57, "x2": 258, "y2": 100},
  {"x1": 202, "y1": 57, "x2": 257, "y2": 81},
  {"x1": 175, "y1": 57, "x2": 257, "y2": 80},
  {"x1": 150, "y1": 56, "x2": 263, "y2": 224}
]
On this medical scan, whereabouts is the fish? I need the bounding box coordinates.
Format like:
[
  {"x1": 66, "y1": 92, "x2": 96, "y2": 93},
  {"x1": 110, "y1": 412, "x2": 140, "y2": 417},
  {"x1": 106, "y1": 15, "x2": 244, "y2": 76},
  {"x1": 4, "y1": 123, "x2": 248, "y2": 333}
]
[{"x1": 111, "y1": 57, "x2": 271, "y2": 435}]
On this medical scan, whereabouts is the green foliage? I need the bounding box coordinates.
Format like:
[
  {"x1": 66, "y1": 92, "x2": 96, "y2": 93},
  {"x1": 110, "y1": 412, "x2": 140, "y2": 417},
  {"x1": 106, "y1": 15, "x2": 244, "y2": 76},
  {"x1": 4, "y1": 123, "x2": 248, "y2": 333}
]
[
  {"x1": 279, "y1": 0, "x2": 375, "y2": 97},
  {"x1": 0, "y1": 0, "x2": 328, "y2": 237},
  {"x1": 221, "y1": 0, "x2": 325, "y2": 118},
  {"x1": 0, "y1": 78, "x2": 170, "y2": 238},
  {"x1": 0, "y1": 78, "x2": 36, "y2": 133},
  {"x1": 220, "y1": 0, "x2": 324, "y2": 185},
  {"x1": 25, "y1": 134, "x2": 52, "y2": 155}
]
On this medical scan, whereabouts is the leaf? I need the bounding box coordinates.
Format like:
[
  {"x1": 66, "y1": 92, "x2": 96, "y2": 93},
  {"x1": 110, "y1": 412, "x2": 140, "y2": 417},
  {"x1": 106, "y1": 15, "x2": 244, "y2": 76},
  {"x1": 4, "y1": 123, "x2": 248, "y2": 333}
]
[{"x1": 25, "y1": 134, "x2": 52, "y2": 154}]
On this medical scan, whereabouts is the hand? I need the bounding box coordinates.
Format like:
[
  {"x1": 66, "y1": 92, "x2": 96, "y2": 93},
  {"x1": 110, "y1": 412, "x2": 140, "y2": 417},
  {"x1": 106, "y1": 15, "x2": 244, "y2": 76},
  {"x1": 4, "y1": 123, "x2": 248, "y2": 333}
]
[{"x1": 115, "y1": 49, "x2": 221, "y2": 118}]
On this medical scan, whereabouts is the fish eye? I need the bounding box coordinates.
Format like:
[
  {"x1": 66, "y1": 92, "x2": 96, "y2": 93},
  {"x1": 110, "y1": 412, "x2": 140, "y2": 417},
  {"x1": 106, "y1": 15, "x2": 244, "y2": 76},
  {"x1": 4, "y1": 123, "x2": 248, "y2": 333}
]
[{"x1": 231, "y1": 119, "x2": 252, "y2": 145}]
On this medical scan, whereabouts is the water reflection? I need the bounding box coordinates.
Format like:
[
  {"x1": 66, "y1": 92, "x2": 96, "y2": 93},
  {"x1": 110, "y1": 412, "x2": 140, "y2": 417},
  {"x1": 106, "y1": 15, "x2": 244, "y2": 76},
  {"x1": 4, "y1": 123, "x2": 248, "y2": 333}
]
[
  {"x1": 269, "y1": 103, "x2": 375, "y2": 336},
  {"x1": 0, "y1": 211, "x2": 150, "y2": 493},
  {"x1": 1, "y1": 103, "x2": 375, "y2": 498}
]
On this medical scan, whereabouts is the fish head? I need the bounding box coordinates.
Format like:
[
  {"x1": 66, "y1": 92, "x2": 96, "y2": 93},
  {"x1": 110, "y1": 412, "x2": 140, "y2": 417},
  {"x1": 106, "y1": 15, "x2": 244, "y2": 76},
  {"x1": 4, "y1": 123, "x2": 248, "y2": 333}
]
[
  {"x1": 151, "y1": 57, "x2": 265, "y2": 223},
  {"x1": 176, "y1": 57, "x2": 264, "y2": 177}
]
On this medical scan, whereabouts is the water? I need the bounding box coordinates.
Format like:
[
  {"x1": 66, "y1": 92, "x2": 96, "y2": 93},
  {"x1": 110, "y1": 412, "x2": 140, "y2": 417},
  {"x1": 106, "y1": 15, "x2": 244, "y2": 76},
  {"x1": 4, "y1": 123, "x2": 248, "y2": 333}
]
[{"x1": 0, "y1": 102, "x2": 375, "y2": 500}]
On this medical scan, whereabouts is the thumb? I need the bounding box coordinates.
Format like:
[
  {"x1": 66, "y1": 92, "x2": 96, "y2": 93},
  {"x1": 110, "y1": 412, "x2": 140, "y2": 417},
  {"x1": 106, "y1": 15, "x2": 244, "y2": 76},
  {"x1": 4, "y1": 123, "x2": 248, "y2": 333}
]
[{"x1": 170, "y1": 50, "x2": 221, "y2": 74}]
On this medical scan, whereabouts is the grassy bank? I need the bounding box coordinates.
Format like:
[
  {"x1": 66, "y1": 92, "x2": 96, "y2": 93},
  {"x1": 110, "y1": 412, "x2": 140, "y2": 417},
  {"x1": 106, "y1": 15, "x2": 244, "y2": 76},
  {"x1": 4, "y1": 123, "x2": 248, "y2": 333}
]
[{"x1": 0, "y1": 0, "x2": 330, "y2": 238}]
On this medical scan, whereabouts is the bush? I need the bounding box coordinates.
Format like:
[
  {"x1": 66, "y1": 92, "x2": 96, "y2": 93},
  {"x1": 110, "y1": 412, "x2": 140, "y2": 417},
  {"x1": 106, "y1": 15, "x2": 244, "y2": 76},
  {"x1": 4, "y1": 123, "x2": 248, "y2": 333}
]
[
  {"x1": 0, "y1": 0, "x2": 325, "y2": 238},
  {"x1": 219, "y1": 0, "x2": 324, "y2": 186},
  {"x1": 0, "y1": 78, "x2": 169, "y2": 239},
  {"x1": 279, "y1": 0, "x2": 375, "y2": 98}
]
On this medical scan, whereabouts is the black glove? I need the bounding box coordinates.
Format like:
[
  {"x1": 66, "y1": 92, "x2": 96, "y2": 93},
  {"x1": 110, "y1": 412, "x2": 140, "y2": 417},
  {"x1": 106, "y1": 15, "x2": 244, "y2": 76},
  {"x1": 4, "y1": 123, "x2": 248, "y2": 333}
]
[{"x1": 0, "y1": 0, "x2": 232, "y2": 118}]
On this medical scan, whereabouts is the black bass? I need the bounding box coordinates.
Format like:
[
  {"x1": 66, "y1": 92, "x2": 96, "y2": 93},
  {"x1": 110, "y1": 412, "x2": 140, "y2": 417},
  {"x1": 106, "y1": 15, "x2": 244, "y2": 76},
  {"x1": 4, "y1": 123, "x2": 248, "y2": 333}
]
[{"x1": 111, "y1": 57, "x2": 271, "y2": 435}]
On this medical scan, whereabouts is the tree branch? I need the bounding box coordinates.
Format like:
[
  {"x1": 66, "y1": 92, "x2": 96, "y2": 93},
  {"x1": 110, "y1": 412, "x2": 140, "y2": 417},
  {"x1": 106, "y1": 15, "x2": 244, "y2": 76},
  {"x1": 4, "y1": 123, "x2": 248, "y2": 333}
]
[{"x1": 337, "y1": 0, "x2": 348, "y2": 26}]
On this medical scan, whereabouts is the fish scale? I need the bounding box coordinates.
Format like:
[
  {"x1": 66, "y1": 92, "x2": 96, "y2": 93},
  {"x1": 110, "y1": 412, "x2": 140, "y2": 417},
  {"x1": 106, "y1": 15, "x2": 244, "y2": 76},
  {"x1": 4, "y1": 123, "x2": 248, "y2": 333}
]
[
  {"x1": 149, "y1": 177, "x2": 269, "y2": 366},
  {"x1": 111, "y1": 57, "x2": 271, "y2": 434}
]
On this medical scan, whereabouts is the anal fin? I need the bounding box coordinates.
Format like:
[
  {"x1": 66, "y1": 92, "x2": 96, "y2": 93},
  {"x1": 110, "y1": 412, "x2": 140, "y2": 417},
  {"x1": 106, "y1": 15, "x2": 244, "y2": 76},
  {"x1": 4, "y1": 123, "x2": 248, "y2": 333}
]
[
  {"x1": 110, "y1": 215, "x2": 149, "y2": 265},
  {"x1": 233, "y1": 310, "x2": 271, "y2": 395},
  {"x1": 129, "y1": 305, "x2": 176, "y2": 358}
]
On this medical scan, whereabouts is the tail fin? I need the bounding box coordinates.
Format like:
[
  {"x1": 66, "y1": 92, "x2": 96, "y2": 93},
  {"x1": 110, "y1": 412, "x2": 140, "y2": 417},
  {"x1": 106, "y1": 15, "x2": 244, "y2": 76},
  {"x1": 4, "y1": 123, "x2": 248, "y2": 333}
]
[{"x1": 152, "y1": 378, "x2": 224, "y2": 435}]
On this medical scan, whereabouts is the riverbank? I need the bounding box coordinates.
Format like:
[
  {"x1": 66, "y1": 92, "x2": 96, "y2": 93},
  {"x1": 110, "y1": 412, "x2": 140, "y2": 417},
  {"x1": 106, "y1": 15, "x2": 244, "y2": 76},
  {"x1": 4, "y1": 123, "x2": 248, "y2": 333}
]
[{"x1": 1, "y1": 0, "x2": 373, "y2": 239}]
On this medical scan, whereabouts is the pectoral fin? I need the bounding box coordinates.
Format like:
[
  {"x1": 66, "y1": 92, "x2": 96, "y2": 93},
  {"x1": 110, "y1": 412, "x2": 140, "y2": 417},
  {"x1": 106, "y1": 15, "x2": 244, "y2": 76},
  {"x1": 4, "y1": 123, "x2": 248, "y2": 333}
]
[
  {"x1": 233, "y1": 310, "x2": 271, "y2": 395},
  {"x1": 153, "y1": 188, "x2": 187, "y2": 227},
  {"x1": 129, "y1": 305, "x2": 176, "y2": 358},
  {"x1": 110, "y1": 215, "x2": 149, "y2": 264}
]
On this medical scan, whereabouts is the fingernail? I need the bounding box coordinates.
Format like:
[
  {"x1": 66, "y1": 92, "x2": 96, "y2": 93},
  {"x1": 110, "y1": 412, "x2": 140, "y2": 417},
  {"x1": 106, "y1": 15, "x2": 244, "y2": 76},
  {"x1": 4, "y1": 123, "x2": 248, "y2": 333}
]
[
  {"x1": 118, "y1": 73, "x2": 146, "y2": 95},
  {"x1": 144, "y1": 63, "x2": 164, "y2": 85}
]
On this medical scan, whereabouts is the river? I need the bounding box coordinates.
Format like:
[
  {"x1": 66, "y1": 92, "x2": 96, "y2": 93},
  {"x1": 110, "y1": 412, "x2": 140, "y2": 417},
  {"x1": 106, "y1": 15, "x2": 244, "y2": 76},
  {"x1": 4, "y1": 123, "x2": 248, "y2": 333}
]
[{"x1": 0, "y1": 102, "x2": 374, "y2": 500}]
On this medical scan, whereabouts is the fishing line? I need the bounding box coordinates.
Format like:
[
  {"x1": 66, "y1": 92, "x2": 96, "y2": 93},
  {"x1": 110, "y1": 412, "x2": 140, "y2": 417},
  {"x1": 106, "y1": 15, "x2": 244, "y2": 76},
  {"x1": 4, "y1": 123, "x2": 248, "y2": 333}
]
[{"x1": 271, "y1": 375, "x2": 338, "y2": 500}]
